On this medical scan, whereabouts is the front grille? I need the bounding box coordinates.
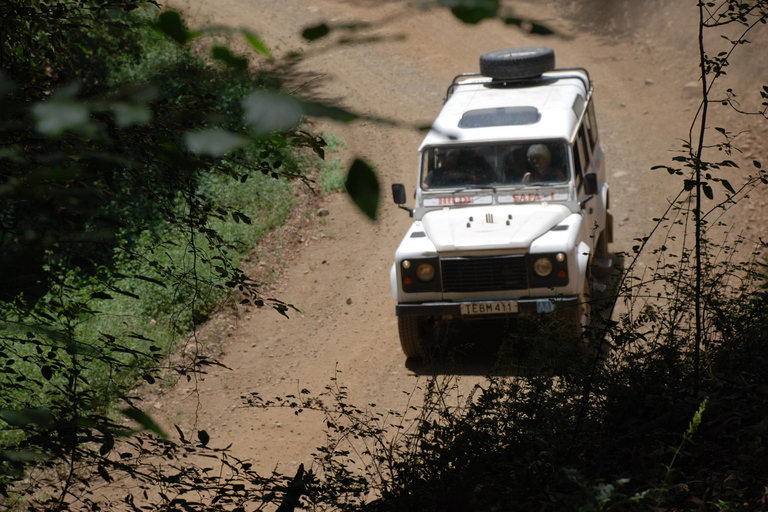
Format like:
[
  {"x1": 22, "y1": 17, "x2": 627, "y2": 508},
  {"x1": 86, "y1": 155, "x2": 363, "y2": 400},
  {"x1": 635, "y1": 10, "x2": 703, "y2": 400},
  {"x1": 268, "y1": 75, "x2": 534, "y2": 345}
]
[{"x1": 441, "y1": 255, "x2": 528, "y2": 293}]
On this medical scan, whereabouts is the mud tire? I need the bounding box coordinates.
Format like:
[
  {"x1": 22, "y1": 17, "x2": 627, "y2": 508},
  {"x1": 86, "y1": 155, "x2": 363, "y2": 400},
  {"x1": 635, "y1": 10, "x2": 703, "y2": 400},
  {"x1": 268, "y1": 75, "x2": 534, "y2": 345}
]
[
  {"x1": 479, "y1": 47, "x2": 555, "y2": 80},
  {"x1": 398, "y1": 315, "x2": 430, "y2": 359},
  {"x1": 595, "y1": 232, "x2": 609, "y2": 260},
  {"x1": 556, "y1": 278, "x2": 592, "y2": 340}
]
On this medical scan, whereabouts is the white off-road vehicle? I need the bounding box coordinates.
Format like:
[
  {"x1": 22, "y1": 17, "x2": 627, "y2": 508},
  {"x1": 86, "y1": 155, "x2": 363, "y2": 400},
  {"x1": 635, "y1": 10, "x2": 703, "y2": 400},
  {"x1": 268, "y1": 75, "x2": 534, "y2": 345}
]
[{"x1": 391, "y1": 47, "x2": 613, "y2": 359}]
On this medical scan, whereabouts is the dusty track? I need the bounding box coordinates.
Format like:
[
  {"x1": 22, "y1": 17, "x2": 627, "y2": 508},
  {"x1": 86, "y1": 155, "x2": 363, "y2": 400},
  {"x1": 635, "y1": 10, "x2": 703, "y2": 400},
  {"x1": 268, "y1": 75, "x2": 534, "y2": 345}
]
[{"x1": 154, "y1": 0, "x2": 768, "y2": 474}]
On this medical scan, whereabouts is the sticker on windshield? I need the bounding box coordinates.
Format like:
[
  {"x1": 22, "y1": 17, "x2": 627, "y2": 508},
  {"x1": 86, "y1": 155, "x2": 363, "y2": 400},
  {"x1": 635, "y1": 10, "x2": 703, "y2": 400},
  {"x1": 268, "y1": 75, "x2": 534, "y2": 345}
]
[
  {"x1": 423, "y1": 195, "x2": 493, "y2": 207},
  {"x1": 498, "y1": 190, "x2": 569, "y2": 204}
]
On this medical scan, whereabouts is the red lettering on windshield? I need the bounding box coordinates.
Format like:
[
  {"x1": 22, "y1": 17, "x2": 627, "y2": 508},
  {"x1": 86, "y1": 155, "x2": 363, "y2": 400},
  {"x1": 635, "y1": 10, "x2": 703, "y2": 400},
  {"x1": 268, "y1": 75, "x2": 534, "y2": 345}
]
[
  {"x1": 438, "y1": 196, "x2": 474, "y2": 205},
  {"x1": 512, "y1": 192, "x2": 556, "y2": 203}
]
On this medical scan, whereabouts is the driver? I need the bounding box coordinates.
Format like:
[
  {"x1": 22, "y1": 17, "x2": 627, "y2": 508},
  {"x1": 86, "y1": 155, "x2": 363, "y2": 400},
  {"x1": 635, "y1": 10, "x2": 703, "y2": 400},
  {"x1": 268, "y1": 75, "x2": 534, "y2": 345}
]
[{"x1": 423, "y1": 149, "x2": 494, "y2": 188}]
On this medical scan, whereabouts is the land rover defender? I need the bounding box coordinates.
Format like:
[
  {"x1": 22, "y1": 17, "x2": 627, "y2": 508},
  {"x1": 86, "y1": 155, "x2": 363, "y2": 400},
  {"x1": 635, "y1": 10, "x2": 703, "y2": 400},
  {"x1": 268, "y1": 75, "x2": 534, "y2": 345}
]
[{"x1": 390, "y1": 47, "x2": 613, "y2": 359}]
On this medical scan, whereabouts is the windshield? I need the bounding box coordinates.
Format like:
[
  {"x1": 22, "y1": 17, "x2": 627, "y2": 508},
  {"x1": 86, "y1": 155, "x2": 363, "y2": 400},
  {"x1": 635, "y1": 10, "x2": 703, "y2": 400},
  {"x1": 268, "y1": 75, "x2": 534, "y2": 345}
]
[{"x1": 421, "y1": 141, "x2": 570, "y2": 190}]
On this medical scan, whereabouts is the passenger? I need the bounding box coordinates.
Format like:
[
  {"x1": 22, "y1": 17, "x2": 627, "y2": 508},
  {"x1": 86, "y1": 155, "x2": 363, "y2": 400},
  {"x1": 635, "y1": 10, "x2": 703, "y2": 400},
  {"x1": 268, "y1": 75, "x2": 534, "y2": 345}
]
[{"x1": 523, "y1": 144, "x2": 566, "y2": 183}]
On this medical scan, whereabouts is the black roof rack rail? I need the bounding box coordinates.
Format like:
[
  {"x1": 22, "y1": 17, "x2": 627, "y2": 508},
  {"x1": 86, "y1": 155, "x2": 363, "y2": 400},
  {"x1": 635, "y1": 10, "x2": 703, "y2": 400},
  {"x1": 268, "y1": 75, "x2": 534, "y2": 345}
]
[
  {"x1": 444, "y1": 67, "x2": 592, "y2": 102},
  {"x1": 548, "y1": 67, "x2": 591, "y2": 92},
  {"x1": 445, "y1": 73, "x2": 483, "y2": 101}
]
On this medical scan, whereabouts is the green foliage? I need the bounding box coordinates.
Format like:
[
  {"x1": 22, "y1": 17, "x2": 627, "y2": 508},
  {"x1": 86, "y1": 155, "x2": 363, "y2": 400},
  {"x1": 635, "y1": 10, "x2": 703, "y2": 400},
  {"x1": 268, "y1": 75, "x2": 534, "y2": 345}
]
[
  {"x1": 314, "y1": 133, "x2": 347, "y2": 193},
  {"x1": 0, "y1": 0, "x2": 378, "y2": 504},
  {"x1": 319, "y1": 158, "x2": 347, "y2": 193}
]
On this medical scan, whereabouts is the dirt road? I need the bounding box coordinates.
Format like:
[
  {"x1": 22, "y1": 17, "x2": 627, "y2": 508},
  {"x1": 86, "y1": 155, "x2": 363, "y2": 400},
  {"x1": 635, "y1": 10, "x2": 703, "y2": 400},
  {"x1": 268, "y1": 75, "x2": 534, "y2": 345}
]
[{"x1": 155, "y1": 0, "x2": 768, "y2": 474}]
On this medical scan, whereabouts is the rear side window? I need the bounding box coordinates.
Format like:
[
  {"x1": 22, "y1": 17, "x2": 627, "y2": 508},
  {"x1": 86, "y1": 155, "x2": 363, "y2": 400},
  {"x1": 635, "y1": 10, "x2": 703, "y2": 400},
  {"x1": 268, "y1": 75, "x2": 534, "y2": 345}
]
[{"x1": 584, "y1": 100, "x2": 599, "y2": 149}]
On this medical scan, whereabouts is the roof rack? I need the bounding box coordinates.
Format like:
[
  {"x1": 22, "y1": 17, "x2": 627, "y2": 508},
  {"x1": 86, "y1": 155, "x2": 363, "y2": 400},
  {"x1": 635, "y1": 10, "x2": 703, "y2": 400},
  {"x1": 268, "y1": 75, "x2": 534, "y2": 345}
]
[
  {"x1": 444, "y1": 67, "x2": 592, "y2": 102},
  {"x1": 444, "y1": 73, "x2": 483, "y2": 101}
]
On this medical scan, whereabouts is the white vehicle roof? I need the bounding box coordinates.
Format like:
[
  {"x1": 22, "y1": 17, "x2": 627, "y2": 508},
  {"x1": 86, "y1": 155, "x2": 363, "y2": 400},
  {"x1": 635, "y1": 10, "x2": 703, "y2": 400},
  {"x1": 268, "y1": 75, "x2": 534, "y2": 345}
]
[{"x1": 419, "y1": 70, "x2": 590, "y2": 149}]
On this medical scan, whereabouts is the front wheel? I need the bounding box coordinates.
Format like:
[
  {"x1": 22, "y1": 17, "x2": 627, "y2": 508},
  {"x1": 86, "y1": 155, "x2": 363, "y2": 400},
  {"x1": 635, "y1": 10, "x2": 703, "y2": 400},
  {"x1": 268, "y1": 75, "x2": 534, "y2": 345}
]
[
  {"x1": 556, "y1": 280, "x2": 592, "y2": 339},
  {"x1": 398, "y1": 315, "x2": 431, "y2": 359}
]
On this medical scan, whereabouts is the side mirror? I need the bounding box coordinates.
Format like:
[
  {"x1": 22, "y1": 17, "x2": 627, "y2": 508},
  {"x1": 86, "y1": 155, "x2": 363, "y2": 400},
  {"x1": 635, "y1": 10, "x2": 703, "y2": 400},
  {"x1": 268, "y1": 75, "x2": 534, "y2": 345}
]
[
  {"x1": 392, "y1": 183, "x2": 407, "y2": 205},
  {"x1": 392, "y1": 183, "x2": 413, "y2": 217},
  {"x1": 584, "y1": 173, "x2": 598, "y2": 196}
]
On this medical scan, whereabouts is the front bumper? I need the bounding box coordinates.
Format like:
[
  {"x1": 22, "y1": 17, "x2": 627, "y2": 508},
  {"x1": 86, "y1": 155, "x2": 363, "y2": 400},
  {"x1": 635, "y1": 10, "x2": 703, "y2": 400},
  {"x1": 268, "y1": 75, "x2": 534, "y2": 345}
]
[{"x1": 396, "y1": 296, "x2": 579, "y2": 317}]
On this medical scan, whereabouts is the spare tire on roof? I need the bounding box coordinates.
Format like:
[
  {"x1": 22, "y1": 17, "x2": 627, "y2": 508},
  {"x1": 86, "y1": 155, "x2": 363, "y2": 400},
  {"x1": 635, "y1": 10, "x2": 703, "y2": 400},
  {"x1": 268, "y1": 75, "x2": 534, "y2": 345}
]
[{"x1": 479, "y1": 47, "x2": 555, "y2": 80}]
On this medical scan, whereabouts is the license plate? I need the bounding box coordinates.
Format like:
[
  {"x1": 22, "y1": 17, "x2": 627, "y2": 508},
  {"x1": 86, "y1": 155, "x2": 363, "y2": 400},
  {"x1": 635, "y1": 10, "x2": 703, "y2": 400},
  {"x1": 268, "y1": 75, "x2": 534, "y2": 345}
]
[{"x1": 460, "y1": 301, "x2": 518, "y2": 316}]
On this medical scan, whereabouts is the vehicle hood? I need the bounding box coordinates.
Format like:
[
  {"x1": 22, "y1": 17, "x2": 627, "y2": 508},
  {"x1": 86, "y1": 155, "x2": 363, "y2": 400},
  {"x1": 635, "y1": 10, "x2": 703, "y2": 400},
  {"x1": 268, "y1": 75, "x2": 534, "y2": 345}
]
[{"x1": 421, "y1": 203, "x2": 571, "y2": 251}]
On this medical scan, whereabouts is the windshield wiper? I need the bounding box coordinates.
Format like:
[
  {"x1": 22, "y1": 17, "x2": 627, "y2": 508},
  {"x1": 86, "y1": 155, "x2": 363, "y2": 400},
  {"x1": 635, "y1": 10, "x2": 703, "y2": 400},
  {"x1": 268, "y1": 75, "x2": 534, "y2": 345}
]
[{"x1": 451, "y1": 184, "x2": 497, "y2": 194}]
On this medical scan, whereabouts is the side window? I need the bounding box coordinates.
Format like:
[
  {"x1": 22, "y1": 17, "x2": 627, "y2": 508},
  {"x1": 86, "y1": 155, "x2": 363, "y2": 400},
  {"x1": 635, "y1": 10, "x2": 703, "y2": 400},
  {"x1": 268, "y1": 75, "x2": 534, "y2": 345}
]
[
  {"x1": 584, "y1": 100, "x2": 599, "y2": 149},
  {"x1": 573, "y1": 136, "x2": 586, "y2": 191},
  {"x1": 579, "y1": 123, "x2": 592, "y2": 168}
]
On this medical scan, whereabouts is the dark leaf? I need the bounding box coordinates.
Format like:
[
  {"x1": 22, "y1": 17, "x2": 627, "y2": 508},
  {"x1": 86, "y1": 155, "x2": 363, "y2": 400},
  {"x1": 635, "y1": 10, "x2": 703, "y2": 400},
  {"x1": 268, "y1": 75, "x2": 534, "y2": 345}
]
[
  {"x1": 91, "y1": 292, "x2": 113, "y2": 300},
  {"x1": 197, "y1": 430, "x2": 210, "y2": 446},
  {"x1": 345, "y1": 159, "x2": 380, "y2": 220},
  {"x1": 174, "y1": 425, "x2": 187, "y2": 443},
  {"x1": 0, "y1": 407, "x2": 54, "y2": 427},
  {"x1": 99, "y1": 433, "x2": 114, "y2": 456},
  {"x1": 155, "y1": 11, "x2": 188, "y2": 44},
  {"x1": 529, "y1": 21, "x2": 555, "y2": 35},
  {"x1": 439, "y1": 0, "x2": 500, "y2": 24},
  {"x1": 299, "y1": 100, "x2": 359, "y2": 123},
  {"x1": 302, "y1": 23, "x2": 331, "y2": 41},
  {"x1": 111, "y1": 288, "x2": 140, "y2": 300},
  {"x1": 121, "y1": 407, "x2": 168, "y2": 439},
  {"x1": 0, "y1": 449, "x2": 47, "y2": 462},
  {"x1": 211, "y1": 46, "x2": 249, "y2": 71},
  {"x1": 41, "y1": 365, "x2": 53, "y2": 380},
  {"x1": 97, "y1": 464, "x2": 113, "y2": 483},
  {"x1": 0, "y1": 71, "x2": 15, "y2": 97},
  {"x1": 721, "y1": 179, "x2": 735, "y2": 194},
  {"x1": 133, "y1": 275, "x2": 167, "y2": 288},
  {"x1": 702, "y1": 183, "x2": 713, "y2": 200}
]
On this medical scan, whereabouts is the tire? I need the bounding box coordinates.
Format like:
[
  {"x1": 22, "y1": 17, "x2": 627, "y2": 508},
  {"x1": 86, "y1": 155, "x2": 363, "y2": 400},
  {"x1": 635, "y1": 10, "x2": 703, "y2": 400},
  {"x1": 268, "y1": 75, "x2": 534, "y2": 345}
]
[
  {"x1": 595, "y1": 232, "x2": 609, "y2": 260},
  {"x1": 398, "y1": 315, "x2": 429, "y2": 359},
  {"x1": 479, "y1": 47, "x2": 555, "y2": 80},
  {"x1": 579, "y1": 278, "x2": 592, "y2": 330},
  {"x1": 556, "y1": 279, "x2": 591, "y2": 339}
]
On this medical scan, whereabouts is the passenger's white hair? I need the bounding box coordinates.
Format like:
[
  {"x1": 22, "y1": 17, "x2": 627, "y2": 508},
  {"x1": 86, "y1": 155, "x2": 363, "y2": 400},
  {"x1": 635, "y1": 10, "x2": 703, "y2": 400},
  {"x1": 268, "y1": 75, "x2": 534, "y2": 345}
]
[{"x1": 527, "y1": 144, "x2": 551, "y2": 162}]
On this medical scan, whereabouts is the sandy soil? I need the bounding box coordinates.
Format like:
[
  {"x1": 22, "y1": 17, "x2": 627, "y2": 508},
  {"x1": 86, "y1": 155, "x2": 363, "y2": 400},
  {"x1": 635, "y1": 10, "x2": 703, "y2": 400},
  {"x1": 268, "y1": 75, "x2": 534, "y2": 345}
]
[{"x1": 147, "y1": 0, "x2": 768, "y2": 475}]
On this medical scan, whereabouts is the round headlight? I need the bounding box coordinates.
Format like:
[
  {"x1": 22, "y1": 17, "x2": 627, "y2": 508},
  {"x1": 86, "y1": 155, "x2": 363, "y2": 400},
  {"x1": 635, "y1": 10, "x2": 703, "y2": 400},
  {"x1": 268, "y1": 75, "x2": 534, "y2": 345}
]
[
  {"x1": 533, "y1": 257, "x2": 553, "y2": 277},
  {"x1": 416, "y1": 263, "x2": 436, "y2": 281},
  {"x1": 402, "y1": 260, "x2": 411, "y2": 269}
]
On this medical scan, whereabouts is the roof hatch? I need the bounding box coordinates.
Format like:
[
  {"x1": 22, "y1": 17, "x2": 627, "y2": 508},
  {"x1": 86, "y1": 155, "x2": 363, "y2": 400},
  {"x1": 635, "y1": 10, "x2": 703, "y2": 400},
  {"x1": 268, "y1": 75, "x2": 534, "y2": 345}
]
[{"x1": 458, "y1": 106, "x2": 541, "y2": 128}]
